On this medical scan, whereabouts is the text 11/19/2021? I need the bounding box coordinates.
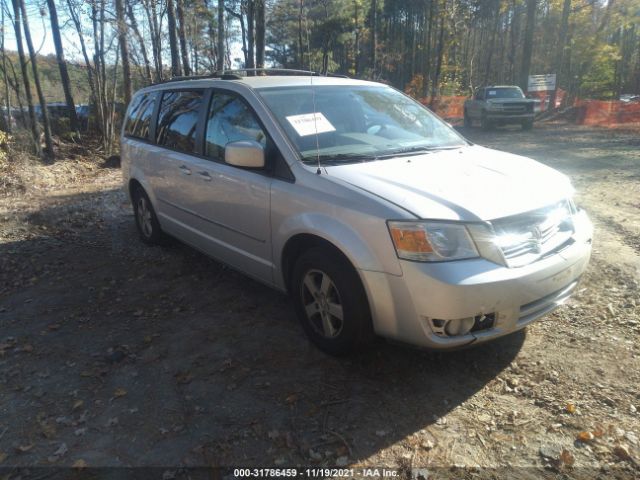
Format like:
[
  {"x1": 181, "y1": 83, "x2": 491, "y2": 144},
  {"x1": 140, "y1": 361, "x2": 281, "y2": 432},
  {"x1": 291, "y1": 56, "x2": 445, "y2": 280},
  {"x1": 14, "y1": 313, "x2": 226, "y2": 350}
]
[{"x1": 233, "y1": 468, "x2": 400, "y2": 478}]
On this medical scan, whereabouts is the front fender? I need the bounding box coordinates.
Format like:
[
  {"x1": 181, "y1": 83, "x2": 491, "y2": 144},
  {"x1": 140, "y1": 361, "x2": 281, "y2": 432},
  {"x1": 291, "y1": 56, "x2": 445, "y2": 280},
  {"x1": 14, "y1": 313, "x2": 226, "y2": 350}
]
[{"x1": 273, "y1": 212, "x2": 402, "y2": 289}]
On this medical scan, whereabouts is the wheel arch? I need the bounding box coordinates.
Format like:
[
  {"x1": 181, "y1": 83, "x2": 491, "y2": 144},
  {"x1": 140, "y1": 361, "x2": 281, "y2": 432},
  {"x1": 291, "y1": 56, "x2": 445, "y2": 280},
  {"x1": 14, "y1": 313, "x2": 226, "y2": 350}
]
[{"x1": 280, "y1": 233, "x2": 355, "y2": 294}]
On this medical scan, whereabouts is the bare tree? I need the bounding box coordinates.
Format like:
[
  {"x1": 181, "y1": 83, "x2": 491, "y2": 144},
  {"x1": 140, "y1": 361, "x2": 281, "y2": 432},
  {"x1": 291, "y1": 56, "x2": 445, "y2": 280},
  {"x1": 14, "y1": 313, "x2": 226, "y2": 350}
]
[
  {"x1": 1, "y1": 1, "x2": 12, "y2": 133},
  {"x1": 167, "y1": 0, "x2": 182, "y2": 76},
  {"x1": 46, "y1": 0, "x2": 79, "y2": 132},
  {"x1": 217, "y1": 0, "x2": 225, "y2": 69},
  {"x1": 254, "y1": 0, "x2": 264, "y2": 68},
  {"x1": 519, "y1": 0, "x2": 537, "y2": 91},
  {"x1": 176, "y1": 0, "x2": 191, "y2": 75},
  {"x1": 115, "y1": 0, "x2": 132, "y2": 104},
  {"x1": 126, "y1": 0, "x2": 153, "y2": 83}
]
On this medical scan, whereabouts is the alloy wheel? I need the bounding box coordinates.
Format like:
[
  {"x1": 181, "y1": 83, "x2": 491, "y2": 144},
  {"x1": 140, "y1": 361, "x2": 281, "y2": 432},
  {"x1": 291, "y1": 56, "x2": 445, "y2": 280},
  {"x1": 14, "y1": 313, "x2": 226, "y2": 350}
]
[{"x1": 300, "y1": 269, "x2": 344, "y2": 338}]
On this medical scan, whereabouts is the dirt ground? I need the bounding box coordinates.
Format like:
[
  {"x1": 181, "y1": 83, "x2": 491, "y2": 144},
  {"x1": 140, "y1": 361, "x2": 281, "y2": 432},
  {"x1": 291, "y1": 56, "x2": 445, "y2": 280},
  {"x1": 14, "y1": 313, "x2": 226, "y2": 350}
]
[{"x1": 0, "y1": 123, "x2": 638, "y2": 478}]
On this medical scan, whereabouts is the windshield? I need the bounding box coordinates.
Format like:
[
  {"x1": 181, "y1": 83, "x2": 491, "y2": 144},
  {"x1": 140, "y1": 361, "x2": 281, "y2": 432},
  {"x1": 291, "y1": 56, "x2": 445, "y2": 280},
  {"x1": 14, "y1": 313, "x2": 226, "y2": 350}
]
[
  {"x1": 485, "y1": 87, "x2": 525, "y2": 99},
  {"x1": 257, "y1": 84, "x2": 467, "y2": 164}
]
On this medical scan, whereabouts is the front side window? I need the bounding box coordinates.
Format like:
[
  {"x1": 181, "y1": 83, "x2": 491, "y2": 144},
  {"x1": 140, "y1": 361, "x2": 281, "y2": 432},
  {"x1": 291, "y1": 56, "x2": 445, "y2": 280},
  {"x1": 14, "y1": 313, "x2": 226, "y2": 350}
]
[
  {"x1": 204, "y1": 92, "x2": 267, "y2": 160},
  {"x1": 124, "y1": 92, "x2": 155, "y2": 140},
  {"x1": 257, "y1": 84, "x2": 466, "y2": 165},
  {"x1": 156, "y1": 90, "x2": 204, "y2": 153}
]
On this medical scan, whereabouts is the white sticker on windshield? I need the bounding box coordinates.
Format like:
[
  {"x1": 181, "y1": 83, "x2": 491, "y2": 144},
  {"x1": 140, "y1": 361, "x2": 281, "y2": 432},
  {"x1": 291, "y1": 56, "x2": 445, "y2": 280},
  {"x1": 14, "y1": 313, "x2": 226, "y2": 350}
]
[{"x1": 286, "y1": 112, "x2": 336, "y2": 137}]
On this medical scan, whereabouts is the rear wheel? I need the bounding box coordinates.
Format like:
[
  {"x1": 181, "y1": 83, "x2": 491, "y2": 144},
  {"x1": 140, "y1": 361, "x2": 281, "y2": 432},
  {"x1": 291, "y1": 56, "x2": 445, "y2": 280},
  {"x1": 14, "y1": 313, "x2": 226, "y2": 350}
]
[
  {"x1": 132, "y1": 187, "x2": 168, "y2": 245},
  {"x1": 291, "y1": 247, "x2": 373, "y2": 356}
]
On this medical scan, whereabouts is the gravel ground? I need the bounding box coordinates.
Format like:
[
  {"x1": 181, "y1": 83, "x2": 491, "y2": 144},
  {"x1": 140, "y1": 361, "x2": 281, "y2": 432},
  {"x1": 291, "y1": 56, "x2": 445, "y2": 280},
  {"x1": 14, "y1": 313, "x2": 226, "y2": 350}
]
[{"x1": 0, "y1": 123, "x2": 638, "y2": 478}]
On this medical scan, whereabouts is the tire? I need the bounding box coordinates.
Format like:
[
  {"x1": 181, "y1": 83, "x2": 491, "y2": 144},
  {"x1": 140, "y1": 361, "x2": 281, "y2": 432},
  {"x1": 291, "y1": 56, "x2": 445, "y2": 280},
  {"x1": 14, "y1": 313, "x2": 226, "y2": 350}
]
[
  {"x1": 480, "y1": 112, "x2": 492, "y2": 130},
  {"x1": 522, "y1": 119, "x2": 534, "y2": 131},
  {"x1": 131, "y1": 186, "x2": 168, "y2": 245},
  {"x1": 463, "y1": 110, "x2": 472, "y2": 128},
  {"x1": 291, "y1": 247, "x2": 373, "y2": 356}
]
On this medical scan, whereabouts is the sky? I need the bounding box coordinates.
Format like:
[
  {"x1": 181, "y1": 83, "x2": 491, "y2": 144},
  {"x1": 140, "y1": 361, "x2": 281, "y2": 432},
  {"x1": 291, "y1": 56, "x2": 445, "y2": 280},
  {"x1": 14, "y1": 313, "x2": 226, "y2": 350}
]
[{"x1": 3, "y1": 2, "x2": 66, "y2": 57}]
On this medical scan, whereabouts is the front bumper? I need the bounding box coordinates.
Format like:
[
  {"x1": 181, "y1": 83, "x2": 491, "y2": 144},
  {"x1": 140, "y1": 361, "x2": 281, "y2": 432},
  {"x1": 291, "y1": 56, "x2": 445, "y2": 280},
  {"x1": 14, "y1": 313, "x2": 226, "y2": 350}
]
[
  {"x1": 360, "y1": 214, "x2": 593, "y2": 349},
  {"x1": 486, "y1": 112, "x2": 535, "y2": 121}
]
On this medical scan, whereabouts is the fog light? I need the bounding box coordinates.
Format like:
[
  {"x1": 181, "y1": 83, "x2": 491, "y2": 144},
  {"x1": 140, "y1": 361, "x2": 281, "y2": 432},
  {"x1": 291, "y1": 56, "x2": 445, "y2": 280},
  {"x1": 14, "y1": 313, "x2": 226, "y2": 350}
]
[{"x1": 445, "y1": 317, "x2": 475, "y2": 336}]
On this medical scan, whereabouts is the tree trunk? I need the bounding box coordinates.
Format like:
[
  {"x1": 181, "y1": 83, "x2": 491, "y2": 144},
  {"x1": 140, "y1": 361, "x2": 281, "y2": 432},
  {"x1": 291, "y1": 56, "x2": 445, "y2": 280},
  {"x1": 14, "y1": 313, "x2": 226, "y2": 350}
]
[
  {"x1": 11, "y1": 0, "x2": 39, "y2": 152},
  {"x1": 46, "y1": 0, "x2": 79, "y2": 133},
  {"x1": 127, "y1": 0, "x2": 153, "y2": 83},
  {"x1": 176, "y1": 0, "x2": 191, "y2": 75},
  {"x1": 247, "y1": 0, "x2": 255, "y2": 70},
  {"x1": 114, "y1": 0, "x2": 132, "y2": 104},
  {"x1": 254, "y1": 0, "x2": 265, "y2": 69},
  {"x1": 297, "y1": 0, "x2": 303, "y2": 68},
  {"x1": 167, "y1": 0, "x2": 182, "y2": 76},
  {"x1": 353, "y1": 0, "x2": 359, "y2": 76},
  {"x1": 1, "y1": 5, "x2": 12, "y2": 133},
  {"x1": 549, "y1": 0, "x2": 571, "y2": 109},
  {"x1": 430, "y1": 9, "x2": 445, "y2": 107},
  {"x1": 370, "y1": 0, "x2": 377, "y2": 77},
  {"x1": 18, "y1": 0, "x2": 54, "y2": 159},
  {"x1": 217, "y1": 0, "x2": 225, "y2": 70},
  {"x1": 519, "y1": 0, "x2": 537, "y2": 91},
  {"x1": 144, "y1": 0, "x2": 163, "y2": 80}
]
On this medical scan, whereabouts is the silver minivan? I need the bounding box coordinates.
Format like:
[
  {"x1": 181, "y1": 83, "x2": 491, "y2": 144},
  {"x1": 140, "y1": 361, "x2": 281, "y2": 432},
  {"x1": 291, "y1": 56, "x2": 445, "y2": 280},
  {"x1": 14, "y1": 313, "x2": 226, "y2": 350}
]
[{"x1": 121, "y1": 71, "x2": 593, "y2": 355}]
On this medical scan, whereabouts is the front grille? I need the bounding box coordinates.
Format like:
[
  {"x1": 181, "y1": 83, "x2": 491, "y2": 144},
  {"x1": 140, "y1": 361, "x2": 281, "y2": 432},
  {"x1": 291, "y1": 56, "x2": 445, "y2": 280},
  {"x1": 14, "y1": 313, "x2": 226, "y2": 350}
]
[
  {"x1": 492, "y1": 200, "x2": 575, "y2": 267},
  {"x1": 496, "y1": 102, "x2": 529, "y2": 113}
]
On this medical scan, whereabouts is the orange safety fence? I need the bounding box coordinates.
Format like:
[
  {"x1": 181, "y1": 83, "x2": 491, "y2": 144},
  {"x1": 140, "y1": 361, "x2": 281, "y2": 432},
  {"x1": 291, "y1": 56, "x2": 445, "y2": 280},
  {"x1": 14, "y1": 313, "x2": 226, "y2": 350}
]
[
  {"x1": 420, "y1": 93, "x2": 640, "y2": 127},
  {"x1": 573, "y1": 99, "x2": 640, "y2": 126}
]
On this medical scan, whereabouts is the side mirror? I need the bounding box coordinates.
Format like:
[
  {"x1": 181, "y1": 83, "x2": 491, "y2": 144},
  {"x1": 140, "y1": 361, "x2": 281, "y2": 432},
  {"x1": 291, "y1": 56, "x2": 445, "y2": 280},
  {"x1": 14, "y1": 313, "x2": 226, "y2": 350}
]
[{"x1": 224, "y1": 140, "x2": 265, "y2": 168}]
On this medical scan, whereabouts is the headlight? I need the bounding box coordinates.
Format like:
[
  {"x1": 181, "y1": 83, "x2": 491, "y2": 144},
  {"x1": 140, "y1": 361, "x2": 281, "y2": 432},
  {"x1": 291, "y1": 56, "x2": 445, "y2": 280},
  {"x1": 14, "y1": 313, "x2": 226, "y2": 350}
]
[{"x1": 388, "y1": 221, "x2": 479, "y2": 262}]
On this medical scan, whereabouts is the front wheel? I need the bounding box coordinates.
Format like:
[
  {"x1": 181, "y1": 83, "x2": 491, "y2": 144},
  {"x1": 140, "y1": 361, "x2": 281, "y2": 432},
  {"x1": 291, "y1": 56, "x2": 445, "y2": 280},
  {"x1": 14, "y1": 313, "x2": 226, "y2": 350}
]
[
  {"x1": 463, "y1": 110, "x2": 472, "y2": 128},
  {"x1": 480, "y1": 112, "x2": 492, "y2": 130},
  {"x1": 291, "y1": 247, "x2": 373, "y2": 356}
]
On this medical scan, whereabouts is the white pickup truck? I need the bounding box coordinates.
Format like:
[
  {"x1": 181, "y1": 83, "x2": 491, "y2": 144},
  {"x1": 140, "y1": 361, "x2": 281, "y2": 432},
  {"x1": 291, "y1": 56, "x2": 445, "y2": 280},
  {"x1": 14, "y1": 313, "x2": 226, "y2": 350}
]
[{"x1": 464, "y1": 86, "x2": 536, "y2": 130}]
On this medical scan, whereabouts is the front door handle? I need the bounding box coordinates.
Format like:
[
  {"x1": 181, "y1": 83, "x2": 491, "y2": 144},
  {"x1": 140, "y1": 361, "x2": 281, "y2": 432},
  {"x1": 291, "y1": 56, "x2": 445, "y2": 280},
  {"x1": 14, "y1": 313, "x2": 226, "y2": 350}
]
[
  {"x1": 197, "y1": 171, "x2": 212, "y2": 181},
  {"x1": 179, "y1": 165, "x2": 192, "y2": 175}
]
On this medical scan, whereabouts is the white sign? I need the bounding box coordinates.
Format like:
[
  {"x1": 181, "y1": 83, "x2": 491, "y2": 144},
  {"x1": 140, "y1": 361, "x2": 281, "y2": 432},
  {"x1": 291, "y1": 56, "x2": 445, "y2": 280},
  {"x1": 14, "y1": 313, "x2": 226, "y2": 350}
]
[
  {"x1": 528, "y1": 74, "x2": 556, "y2": 92},
  {"x1": 286, "y1": 112, "x2": 336, "y2": 137}
]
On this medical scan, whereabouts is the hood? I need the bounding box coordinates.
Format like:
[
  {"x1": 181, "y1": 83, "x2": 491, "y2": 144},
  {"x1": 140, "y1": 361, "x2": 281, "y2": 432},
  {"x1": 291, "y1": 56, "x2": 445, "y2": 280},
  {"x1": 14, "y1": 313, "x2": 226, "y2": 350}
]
[{"x1": 324, "y1": 145, "x2": 573, "y2": 221}]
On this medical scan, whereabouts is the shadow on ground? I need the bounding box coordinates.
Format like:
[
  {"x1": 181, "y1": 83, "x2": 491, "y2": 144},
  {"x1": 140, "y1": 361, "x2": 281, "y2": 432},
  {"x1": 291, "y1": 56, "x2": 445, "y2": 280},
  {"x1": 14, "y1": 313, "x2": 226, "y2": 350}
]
[{"x1": 0, "y1": 188, "x2": 525, "y2": 467}]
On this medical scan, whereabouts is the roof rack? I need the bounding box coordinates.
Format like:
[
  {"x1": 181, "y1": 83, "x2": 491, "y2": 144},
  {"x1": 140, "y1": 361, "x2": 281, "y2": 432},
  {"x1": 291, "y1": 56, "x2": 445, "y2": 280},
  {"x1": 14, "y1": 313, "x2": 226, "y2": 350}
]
[{"x1": 155, "y1": 68, "x2": 349, "y2": 85}]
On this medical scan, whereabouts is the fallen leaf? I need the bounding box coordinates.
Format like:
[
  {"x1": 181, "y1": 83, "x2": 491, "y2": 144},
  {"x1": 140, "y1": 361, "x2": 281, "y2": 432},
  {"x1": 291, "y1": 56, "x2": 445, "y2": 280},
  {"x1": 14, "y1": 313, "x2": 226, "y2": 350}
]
[
  {"x1": 559, "y1": 449, "x2": 575, "y2": 467},
  {"x1": 565, "y1": 403, "x2": 576, "y2": 414},
  {"x1": 22, "y1": 344, "x2": 34, "y2": 353},
  {"x1": 114, "y1": 388, "x2": 127, "y2": 398},
  {"x1": 48, "y1": 324, "x2": 60, "y2": 331},
  {"x1": 577, "y1": 431, "x2": 595, "y2": 442},
  {"x1": 16, "y1": 444, "x2": 34, "y2": 453},
  {"x1": 72, "y1": 400, "x2": 84, "y2": 411},
  {"x1": 72, "y1": 459, "x2": 87, "y2": 469},
  {"x1": 613, "y1": 445, "x2": 632, "y2": 461},
  {"x1": 285, "y1": 393, "x2": 299, "y2": 404},
  {"x1": 175, "y1": 372, "x2": 193, "y2": 385},
  {"x1": 53, "y1": 443, "x2": 68, "y2": 457},
  {"x1": 0, "y1": 452, "x2": 7, "y2": 463}
]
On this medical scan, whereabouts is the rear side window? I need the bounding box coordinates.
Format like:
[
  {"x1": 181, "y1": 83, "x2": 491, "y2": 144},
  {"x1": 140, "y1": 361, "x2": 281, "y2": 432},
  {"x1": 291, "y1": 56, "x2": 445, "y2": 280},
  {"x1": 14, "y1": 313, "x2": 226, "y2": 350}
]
[
  {"x1": 204, "y1": 92, "x2": 266, "y2": 160},
  {"x1": 156, "y1": 90, "x2": 204, "y2": 153},
  {"x1": 124, "y1": 93, "x2": 155, "y2": 140}
]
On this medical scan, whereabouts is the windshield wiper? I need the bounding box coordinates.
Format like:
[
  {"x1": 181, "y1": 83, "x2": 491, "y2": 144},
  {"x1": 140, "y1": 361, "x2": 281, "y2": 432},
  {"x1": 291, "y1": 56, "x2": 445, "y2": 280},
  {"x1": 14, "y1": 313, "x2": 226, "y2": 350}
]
[
  {"x1": 301, "y1": 153, "x2": 377, "y2": 165},
  {"x1": 375, "y1": 145, "x2": 461, "y2": 159}
]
